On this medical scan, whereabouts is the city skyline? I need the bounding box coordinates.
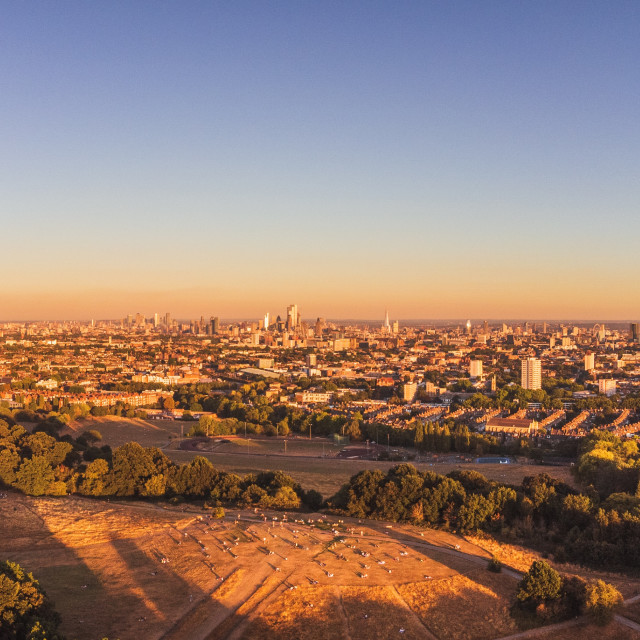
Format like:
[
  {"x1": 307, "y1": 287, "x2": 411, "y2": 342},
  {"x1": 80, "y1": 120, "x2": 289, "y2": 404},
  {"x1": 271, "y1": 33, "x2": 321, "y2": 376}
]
[
  {"x1": 3, "y1": 2, "x2": 639, "y2": 320},
  {"x1": 2, "y1": 307, "x2": 639, "y2": 326}
]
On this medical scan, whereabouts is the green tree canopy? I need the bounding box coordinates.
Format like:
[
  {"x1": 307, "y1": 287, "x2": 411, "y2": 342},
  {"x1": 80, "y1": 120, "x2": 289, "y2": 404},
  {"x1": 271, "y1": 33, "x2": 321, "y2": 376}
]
[
  {"x1": 0, "y1": 561, "x2": 62, "y2": 640},
  {"x1": 517, "y1": 560, "x2": 563, "y2": 606},
  {"x1": 585, "y1": 579, "x2": 623, "y2": 625}
]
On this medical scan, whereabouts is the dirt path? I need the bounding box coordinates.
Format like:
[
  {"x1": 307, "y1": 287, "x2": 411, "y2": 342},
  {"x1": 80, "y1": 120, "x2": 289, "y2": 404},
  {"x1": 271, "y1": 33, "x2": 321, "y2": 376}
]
[
  {"x1": 336, "y1": 588, "x2": 354, "y2": 640},
  {"x1": 493, "y1": 617, "x2": 583, "y2": 639},
  {"x1": 389, "y1": 585, "x2": 440, "y2": 640},
  {"x1": 615, "y1": 614, "x2": 640, "y2": 633},
  {"x1": 159, "y1": 566, "x2": 272, "y2": 640},
  {"x1": 221, "y1": 579, "x2": 290, "y2": 640}
]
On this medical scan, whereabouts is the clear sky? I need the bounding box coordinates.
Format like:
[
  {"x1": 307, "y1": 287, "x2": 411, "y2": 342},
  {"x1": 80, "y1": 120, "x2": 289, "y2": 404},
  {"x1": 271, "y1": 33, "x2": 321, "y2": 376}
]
[{"x1": 2, "y1": 1, "x2": 639, "y2": 321}]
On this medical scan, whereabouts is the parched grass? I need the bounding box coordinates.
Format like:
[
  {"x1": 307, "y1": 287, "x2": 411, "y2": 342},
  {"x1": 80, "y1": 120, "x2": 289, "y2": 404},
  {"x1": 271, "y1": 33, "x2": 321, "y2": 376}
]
[
  {"x1": 215, "y1": 437, "x2": 343, "y2": 457},
  {"x1": 69, "y1": 416, "x2": 183, "y2": 448},
  {"x1": 245, "y1": 585, "x2": 347, "y2": 640},
  {"x1": 340, "y1": 585, "x2": 432, "y2": 640},
  {"x1": 6, "y1": 489, "x2": 637, "y2": 640},
  {"x1": 207, "y1": 573, "x2": 283, "y2": 640},
  {"x1": 0, "y1": 493, "x2": 219, "y2": 640},
  {"x1": 463, "y1": 534, "x2": 540, "y2": 575},
  {"x1": 214, "y1": 568, "x2": 246, "y2": 599},
  {"x1": 67, "y1": 417, "x2": 577, "y2": 497},
  {"x1": 465, "y1": 533, "x2": 640, "y2": 599},
  {"x1": 166, "y1": 449, "x2": 360, "y2": 498},
  {"x1": 397, "y1": 569, "x2": 519, "y2": 640},
  {"x1": 531, "y1": 620, "x2": 640, "y2": 639}
]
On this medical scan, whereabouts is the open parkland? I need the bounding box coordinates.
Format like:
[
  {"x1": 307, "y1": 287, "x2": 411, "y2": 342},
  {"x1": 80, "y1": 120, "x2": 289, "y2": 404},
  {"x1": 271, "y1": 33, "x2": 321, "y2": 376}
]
[
  {"x1": 66, "y1": 416, "x2": 576, "y2": 498},
  {"x1": 4, "y1": 488, "x2": 640, "y2": 640},
  {"x1": 2, "y1": 416, "x2": 639, "y2": 639}
]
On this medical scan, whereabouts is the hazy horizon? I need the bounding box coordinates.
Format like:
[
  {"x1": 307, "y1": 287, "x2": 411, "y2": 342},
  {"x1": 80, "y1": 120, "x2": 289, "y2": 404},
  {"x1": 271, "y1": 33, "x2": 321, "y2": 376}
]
[{"x1": 1, "y1": 313, "x2": 635, "y2": 326}]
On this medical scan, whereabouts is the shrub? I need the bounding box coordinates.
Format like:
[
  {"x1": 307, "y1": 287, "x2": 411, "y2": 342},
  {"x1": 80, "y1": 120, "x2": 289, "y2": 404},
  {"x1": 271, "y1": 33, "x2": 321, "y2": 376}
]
[
  {"x1": 488, "y1": 556, "x2": 502, "y2": 573},
  {"x1": 517, "y1": 560, "x2": 562, "y2": 606},
  {"x1": 85, "y1": 430, "x2": 102, "y2": 442},
  {"x1": 212, "y1": 506, "x2": 225, "y2": 519},
  {"x1": 303, "y1": 489, "x2": 324, "y2": 511},
  {"x1": 560, "y1": 576, "x2": 587, "y2": 618},
  {"x1": 585, "y1": 579, "x2": 622, "y2": 625}
]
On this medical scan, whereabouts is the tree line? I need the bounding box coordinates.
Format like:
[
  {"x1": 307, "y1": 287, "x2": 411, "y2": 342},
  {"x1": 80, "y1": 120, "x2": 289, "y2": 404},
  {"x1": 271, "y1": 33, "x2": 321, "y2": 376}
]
[
  {"x1": 330, "y1": 457, "x2": 640, "y2": 571},
  {"x1": 0, "y1": 418, "x2": 321, "y2": 511}
]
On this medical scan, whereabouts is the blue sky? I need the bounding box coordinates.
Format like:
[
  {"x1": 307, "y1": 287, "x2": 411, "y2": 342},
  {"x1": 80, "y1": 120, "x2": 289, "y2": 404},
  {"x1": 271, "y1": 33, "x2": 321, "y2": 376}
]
[{"x1": 2, "y1": 1, "x2": 639, "y2": 320}]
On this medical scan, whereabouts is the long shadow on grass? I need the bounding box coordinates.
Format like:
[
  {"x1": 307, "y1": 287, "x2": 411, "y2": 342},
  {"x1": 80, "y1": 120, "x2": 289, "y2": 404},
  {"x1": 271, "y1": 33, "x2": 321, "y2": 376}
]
[
  {"x1": 367, "y1": 524, "x2": 521, "y2": 639},
  {"x1": 0, "y1": 491, "x2": 214, "y2": 640}
]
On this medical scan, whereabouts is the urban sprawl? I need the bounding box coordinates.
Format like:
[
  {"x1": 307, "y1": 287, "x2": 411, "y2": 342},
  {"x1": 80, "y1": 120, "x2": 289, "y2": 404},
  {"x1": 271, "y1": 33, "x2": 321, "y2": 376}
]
[{"x1": 2, "y1": 307, "x2": 640, "y2": 458}]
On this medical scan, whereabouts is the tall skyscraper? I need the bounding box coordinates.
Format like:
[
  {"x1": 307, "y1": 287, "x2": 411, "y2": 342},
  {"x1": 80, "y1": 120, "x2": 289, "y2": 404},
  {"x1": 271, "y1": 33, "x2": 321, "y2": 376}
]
[
  {"x1": 286, "y1": 304, "x2": 298, "y2": 330},
  {"x1": 210, "y1": 317, "x2": 220, "y2": 334},
  {"x1": 521, "y1": 357, "x2": 542, "y2": 390},
  {"x1": 383, "y1": 309, "x2": 391, "y2": 332},
  {"x1": 263, "y1": 312, "x2": 270, "y2": 330},
  {"x1": 631, "y1": 323, "x2": 639, "y2": 343}
]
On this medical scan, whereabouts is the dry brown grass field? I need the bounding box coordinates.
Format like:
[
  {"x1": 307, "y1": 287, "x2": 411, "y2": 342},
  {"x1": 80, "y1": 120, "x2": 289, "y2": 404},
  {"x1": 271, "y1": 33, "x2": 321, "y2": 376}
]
[
  {"x1": 465, "y1": 534, "x2": 640, "y2": 599},
  {"x1": 68, "y1": 416, "x2": 573, "y2": 484},
  {"x1": 397, "y1": 570, "x2": 519, "y2": 639},
  {"x1": 2, "y1": 490, "x2": 638, "y2": 640},
  {"x1": 166, "y1": 448, "x2": 577, "y2": 499},
  {"x1": 67, "y1": 417, "x2": 576, "y2": 498},
  {"x1": 532, "y1": 621, "x2": 640, "y2": 639},
  {"x1": 67, "y1": 416, "x2": 183, "y2": 448}
]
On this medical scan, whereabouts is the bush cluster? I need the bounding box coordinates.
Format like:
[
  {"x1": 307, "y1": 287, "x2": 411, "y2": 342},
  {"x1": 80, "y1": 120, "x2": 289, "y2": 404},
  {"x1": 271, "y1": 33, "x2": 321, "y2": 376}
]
[
  {"x1": 0, "y1": 419, "x2": 321, "y2": 510},
  {"x1": 330, "y1": 459, "x2": 640, "y2": 571},
  {"x1": 515, "y1": 560, "x2": 622, "y2": 626}
]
